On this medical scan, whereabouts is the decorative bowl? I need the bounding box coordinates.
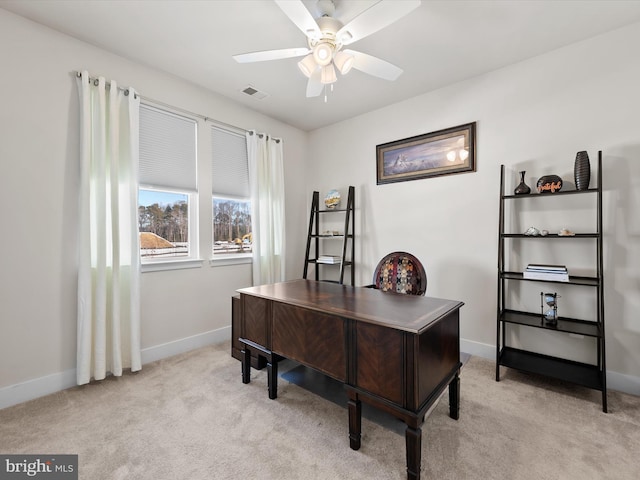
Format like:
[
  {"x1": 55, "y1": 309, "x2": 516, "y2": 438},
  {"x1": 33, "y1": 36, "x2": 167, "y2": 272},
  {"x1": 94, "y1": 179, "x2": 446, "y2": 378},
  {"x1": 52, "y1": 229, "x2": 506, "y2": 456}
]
[{"x1": 536, "y1": 175, "x2": 563, "y2": 194}]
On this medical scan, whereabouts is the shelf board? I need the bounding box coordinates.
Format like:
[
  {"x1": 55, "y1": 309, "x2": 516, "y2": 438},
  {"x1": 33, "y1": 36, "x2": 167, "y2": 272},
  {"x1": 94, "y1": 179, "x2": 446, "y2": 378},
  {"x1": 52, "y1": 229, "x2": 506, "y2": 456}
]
[
  {"x1": 501, "y1": 233, "x2": 599, "y2": 239},
  {"x1": 311, "y1": 234, "x2": 354, "y2": 239},
  {"x1": 500, "y1": 309, "x2": 600, "y2": 337},
  {"x1": 317, "y1": 208, "x2": 348, "y2": 213},
  {"x1": 501, "y1": 271, "x2": 599, "y2": 286},
  {"x1": 503, "y1": 188, "x2": 598, "y2": 199},
  {"x1": 499, "y1": 347, "x2": 603, "y2": 390}
]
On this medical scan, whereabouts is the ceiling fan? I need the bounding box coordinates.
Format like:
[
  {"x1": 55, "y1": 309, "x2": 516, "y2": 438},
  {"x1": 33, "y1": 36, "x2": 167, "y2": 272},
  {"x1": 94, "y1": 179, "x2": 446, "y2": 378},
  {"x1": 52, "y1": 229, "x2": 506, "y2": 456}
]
[{"x1": 233, "y1": 0, "x2": 421, "y2": 98}]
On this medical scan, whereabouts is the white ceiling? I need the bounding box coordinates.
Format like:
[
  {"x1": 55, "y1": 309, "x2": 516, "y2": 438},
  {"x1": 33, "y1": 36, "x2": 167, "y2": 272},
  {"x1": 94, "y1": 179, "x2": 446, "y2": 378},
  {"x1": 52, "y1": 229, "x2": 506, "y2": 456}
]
[{"x1": 3, "y1": 0, "x2": 640, "y2": 131}]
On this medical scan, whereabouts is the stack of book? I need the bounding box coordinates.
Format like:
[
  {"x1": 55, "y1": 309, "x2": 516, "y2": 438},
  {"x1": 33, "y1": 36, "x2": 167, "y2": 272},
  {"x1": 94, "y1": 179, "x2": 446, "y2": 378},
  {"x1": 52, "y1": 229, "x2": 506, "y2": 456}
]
[
  {"x1": 523, "y1": 264, "x2": 569, "y2": 282},
  {"x1": 317, "y1": 255, "x2": 342, "y2": 264}
]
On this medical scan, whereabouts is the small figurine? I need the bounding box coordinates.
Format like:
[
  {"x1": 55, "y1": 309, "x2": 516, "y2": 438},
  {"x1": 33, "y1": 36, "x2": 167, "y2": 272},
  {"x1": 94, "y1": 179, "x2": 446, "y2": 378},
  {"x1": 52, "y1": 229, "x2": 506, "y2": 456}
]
[{"x1": 558, "y1": 228, "x2": 575, "y2": 236}]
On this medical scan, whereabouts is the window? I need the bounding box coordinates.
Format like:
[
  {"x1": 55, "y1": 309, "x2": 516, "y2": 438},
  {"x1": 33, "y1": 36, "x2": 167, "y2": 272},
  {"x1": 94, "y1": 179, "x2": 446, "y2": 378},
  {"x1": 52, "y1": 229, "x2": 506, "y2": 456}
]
[
  {"x1": 139, "y1": 104, "x2": 198, "y2": 263},
  {"x1": 213, "y1": 197, "x2": 252, "y2": 255},
  {"x1": 138, "y1": 189, "x2": 189, "y2": 258},
  {"x1": 211, "y1": 126, "x2": 252, "y2": 257}
]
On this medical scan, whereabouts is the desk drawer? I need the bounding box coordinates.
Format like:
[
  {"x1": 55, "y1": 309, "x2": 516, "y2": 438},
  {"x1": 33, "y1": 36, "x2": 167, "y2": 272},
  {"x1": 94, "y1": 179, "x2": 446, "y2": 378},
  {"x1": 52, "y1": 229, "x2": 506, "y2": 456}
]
[
  {"x1": 355, "y1": 323, "x2": 404, "y2": 405},
  {"x1": 272, "y1": 303, "x2": 346, "y2": 382}
]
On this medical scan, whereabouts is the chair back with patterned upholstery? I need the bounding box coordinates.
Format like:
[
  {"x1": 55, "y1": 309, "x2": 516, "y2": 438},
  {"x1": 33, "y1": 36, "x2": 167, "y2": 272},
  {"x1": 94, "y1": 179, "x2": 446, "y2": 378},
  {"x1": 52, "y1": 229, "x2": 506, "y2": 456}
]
[{"x1": 372, "y1": 251, "x2": 427, "y2": 296}]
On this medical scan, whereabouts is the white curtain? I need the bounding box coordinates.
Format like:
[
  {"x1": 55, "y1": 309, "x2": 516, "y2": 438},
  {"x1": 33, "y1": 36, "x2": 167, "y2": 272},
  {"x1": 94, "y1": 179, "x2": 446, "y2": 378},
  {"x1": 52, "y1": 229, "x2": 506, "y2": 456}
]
[
  {"x1": 246, "y1": 131, "x2": 286, "y2": 285},
  {"x1": 76, "y1": 71, "x2": 142, "y2": 385}
]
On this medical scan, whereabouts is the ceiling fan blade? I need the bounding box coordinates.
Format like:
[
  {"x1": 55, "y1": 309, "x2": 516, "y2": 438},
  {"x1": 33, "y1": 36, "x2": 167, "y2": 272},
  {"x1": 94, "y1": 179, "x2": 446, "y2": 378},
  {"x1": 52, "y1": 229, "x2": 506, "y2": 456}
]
[
  {"x1": 344, "y1": 49, "x2": 403, "y2": 81},
  {"x1": 275, "y1": 0, "x2": 321, "y2": 40},
  {"x1": 306, "y1": 69, "x2": 323, "y2": 97},
  {"x1": 233, "y1": 47, "x2": 310, "y2": 63},
  {"x1": 337, "y1": 0, "x2": 421, "y2": 45}
]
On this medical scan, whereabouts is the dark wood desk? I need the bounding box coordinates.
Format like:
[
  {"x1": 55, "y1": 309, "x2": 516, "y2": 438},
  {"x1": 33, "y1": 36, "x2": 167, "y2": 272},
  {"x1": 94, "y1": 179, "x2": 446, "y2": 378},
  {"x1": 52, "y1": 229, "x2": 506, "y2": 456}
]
[{"x1": 238, "y1": 279, "x2": 463, "y2": 480}]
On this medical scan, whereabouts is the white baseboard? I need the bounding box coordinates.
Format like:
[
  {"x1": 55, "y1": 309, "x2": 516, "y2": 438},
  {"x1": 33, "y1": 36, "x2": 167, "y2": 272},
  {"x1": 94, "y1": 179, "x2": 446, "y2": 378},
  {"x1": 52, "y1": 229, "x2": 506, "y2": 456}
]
[
  {"x1": 608, "y1": 370, "x2": 640, "y2": 396},
  {"x1": 461, "y1": 338, "x2": 495, "y2": 361},
  {"x1": 461, "y1": 338, "x2": 640, "y2": 396},
  {"x1": 0, "y1": 368, "x2": 78, "y2": 411},
  {"x1": 1, "y1": 332, "x2": 637, "y2": 411},
  {"x1": 141, "y1": 325, "x2": 230, "y2": 364},
  {"x1": 0, "y1": 326, "x2": 231, "y2": 411}
]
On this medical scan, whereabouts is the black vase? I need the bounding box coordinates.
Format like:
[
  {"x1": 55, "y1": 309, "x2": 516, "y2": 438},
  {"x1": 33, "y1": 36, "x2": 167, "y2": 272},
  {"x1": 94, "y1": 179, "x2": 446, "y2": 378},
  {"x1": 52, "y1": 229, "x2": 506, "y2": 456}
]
[
  {"x1": 514, "y1": 171, "x2": 531, "y2": 195},
  {"x1": 574, "y1": 151, "x2": 591, "y2": 191}
]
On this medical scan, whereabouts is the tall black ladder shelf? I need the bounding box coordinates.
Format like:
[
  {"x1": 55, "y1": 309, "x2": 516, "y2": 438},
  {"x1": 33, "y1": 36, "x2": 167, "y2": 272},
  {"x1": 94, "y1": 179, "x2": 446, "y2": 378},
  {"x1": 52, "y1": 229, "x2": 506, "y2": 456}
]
[
  {"x1": 303, "y1": 186, "x2": 355, "y2": 286},
  {"x1": 496, "y1": 152, "x2": 607, "y2": 412}
]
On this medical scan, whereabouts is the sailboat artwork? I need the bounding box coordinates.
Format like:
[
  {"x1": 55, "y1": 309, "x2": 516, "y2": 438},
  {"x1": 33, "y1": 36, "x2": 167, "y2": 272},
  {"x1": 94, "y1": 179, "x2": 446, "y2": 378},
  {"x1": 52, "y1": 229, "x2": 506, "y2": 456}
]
[{"x1": 376, "y1": 122, "x2": 476, "y2": 184}]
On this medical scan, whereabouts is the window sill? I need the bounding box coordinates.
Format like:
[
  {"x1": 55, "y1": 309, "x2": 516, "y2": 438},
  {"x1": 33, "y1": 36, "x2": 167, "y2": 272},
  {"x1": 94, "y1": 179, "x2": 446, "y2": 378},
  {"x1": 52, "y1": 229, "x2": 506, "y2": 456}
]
[
  {"x1": 210, "y1": 255, "x2": 253, "y2": 267},
  {"x1": 141, "y1": 258, "x2": 204, "y2": 273}
]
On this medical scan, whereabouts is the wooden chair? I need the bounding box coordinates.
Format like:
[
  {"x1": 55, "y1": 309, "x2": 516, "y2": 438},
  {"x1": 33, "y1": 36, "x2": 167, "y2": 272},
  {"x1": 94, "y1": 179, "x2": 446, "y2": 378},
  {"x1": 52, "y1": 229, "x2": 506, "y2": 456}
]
[{"x1": 371, "y1": 251, "x2": 427, "y2": 296}]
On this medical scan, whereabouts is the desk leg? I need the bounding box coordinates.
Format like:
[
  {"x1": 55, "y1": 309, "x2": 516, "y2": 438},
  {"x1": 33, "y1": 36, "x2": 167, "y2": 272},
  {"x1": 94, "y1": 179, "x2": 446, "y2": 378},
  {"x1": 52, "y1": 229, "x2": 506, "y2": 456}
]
[
  {"x1": 267, "y1": 355, "x2": 278, "y2": 400},
  {"x1": 347, "y1": 390, "x2": 361, "y2": 450},
  {"x1": 448, "y1": 371, "x2": 460, "y2": 420},
  {"x1": 241, "y1": 346, "x2": 251, "y2": 384},
  {"x1": 405, "y1": 425, "x2": 422, "y2": 480}
]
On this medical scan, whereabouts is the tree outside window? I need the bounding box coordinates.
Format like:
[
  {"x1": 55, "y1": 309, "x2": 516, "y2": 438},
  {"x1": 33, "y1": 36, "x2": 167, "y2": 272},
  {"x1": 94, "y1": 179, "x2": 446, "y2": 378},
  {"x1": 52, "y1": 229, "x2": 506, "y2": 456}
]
[{"x1": 213, "y1": 197, "x2": 251, "y2": 255}]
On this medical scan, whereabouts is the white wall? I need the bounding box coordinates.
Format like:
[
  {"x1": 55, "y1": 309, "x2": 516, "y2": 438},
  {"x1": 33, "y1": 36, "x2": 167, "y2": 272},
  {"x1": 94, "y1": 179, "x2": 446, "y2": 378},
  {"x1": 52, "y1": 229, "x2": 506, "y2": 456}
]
[
  {"x1": 307, "y1": 23, "x2": 640, "y2": 390},
  {"x1": 1, "y1": 6, "x2": 639, "y2": 408},
  {"x1": 0, "y1": 9, "x2": 308, "y2": 404}
]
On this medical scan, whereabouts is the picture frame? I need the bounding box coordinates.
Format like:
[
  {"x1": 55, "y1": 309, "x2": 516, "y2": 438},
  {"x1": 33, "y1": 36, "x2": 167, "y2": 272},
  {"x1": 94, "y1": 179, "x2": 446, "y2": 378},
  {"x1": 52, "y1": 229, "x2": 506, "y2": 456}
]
[{"x1": 376, "y1": 122, "x2": 476, "y2": 185}]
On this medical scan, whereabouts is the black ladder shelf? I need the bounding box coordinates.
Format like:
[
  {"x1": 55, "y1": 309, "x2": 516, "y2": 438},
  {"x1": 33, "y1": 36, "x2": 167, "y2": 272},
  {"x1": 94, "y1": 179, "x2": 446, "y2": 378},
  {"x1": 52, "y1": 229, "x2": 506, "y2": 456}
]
[
  {"x1": 496, "y1": 152, "x2": 607, "y2": 412},
  {"x1": 303, "y1": 186, "x2": 355, "y2": 286}
]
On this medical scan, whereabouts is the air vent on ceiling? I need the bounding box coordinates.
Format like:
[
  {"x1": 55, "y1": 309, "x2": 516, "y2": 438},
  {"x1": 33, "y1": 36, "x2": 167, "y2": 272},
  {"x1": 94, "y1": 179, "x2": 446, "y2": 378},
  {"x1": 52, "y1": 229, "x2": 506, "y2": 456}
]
[{"x1": 240, "y1": 85, "x2": 269, "y2": 100}]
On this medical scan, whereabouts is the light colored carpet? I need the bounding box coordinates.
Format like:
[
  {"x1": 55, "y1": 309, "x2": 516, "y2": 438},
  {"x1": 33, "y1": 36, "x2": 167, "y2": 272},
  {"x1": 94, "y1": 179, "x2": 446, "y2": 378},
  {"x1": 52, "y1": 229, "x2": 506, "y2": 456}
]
[{"x1": 1, "y1": 343, "x2": 639, "y2": 479}]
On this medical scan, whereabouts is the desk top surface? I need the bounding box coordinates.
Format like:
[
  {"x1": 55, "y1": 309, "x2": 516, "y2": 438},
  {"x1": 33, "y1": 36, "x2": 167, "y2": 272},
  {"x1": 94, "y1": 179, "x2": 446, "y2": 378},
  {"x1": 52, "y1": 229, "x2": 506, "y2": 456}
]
[{"x1": 238, "y1": 279, "x2": 463, "y2": 334}]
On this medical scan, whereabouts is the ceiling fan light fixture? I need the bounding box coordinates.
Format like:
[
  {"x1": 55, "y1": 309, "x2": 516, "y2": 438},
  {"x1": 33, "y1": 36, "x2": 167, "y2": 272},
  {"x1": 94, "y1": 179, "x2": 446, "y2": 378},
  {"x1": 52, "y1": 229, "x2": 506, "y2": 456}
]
[
  {"x1": 298, "y1": 54, "x2": 317, "y2": 77},
  {"x1": 313, "y1": 42, "x2": 333, "y2": 66},
  {"x1": 333, "y1": 51, "x2": 355, "y2": 75},
  {"x1": 320, "y1": 64, "x2": 337, "y2": 84},
  {"x1": 236, "y1": 0, "x2": 418, "y2": 100}
]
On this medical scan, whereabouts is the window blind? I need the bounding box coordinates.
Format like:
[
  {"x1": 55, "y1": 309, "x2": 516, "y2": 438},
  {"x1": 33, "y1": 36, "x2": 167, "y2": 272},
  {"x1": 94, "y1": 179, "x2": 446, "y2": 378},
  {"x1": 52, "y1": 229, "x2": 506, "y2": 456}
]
[
  {"x1": 211, "y1": 126, "x2": 249, "y2": 198},
  {"x1": 139, "y1": 104, "x2": 197, "y2": 191}
]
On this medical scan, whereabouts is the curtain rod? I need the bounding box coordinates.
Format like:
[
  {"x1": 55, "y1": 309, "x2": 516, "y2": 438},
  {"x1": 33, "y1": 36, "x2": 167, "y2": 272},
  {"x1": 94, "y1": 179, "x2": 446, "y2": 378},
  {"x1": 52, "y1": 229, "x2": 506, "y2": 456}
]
[
  {"x1": 75, "y1": 70, "x2": 138, "y2": 99},
  {"x1": 247, "y1": 131, "x2": 281, "y2": 143},
  {"x1": 74, "y1": 70, "x2": 259, "y2": 138},
  {"x1": 140, "y1": 95, "x2": 248, "y2": 137}
]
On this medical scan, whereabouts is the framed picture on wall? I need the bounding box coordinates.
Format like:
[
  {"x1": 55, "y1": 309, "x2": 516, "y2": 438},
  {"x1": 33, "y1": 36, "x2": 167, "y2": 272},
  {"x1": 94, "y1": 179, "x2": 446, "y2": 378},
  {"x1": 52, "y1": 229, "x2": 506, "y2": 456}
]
[{"x1": 376, "y1": 122, "x2": 476, "y2": 185}]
